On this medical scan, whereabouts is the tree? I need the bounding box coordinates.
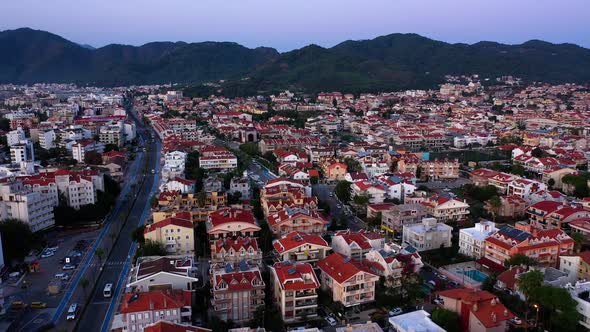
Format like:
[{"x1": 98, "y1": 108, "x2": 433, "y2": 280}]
[
  {"x1": 505, "y1": 253, "x2": 537, "y2": 268},
  {"x1": 334, "y1": 181, "x2": 352, "y2": 202},
  {"x1": 131, "y1": 225, "x2": 146, "y2": 244},
  {"x1": 547, "y1": 178, "x2": 555, "y2": 189},
  {"x1": 431, "y1": 308, "x2": 462, "y2": 332},
  {"x1": 239, "y1": 142, "x2": 259, "y2": 156},
  {"x1": 353, "y1": 193, "x2": 369, "y2": 207},
  {"x1": 487, "y1": 195, "x2": 502, "y2": 221},
  {"x1": 415, "y1": 166, "x2": 422, "y2": 180},
  {"x1": 79, "y1": 277, "x2": 90, "y2": 300},
  {"x1": 0, "y1": 219, "x2": 38, "y2": 265},
  {"x1": 84, "y1": 150, "x2": 103, "y2": 165},
  {"x1": 0, "y1": 118, "x2": 10, "y2": 131},
  {"x1": 571, "y1": 232, "x2": 585, "y2": 253},
  {"x1": 531, "y1": 147, "x2": 545, "y2": 158},
  {"x1": 343, "y1": 157, "x2": 362, "y2": 173},
  {"x1": 310, "y1": 176, "x2": 319, "y2": 184},
  {"x1": 518, "y1": 270, "x2": 544, "y2": 302},
  {"x1": 138, "y1": 239, "x2": 167, "y2": 256},
  {"x1": 104, "y1": 144, "x2": 119, "y2": 152},
  {"x1": 95, "y1": 247, "x2": 105, "y2": 266}
]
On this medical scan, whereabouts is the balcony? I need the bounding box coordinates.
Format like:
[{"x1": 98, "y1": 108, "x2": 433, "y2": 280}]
[
  {"x1": 295, "y1": 290, "x2": 317, "y2": 298},
  {"x1": 295, "y1": 299, "x2": 317, "y2": 308}
]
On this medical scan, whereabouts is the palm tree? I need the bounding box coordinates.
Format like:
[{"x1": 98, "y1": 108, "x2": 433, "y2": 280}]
[{"x1": 79, "y1": 277, "x2": 90, "y2": 300}]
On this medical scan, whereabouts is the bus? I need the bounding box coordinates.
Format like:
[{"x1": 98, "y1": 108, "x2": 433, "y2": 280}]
[{"x1": 103, "y1": 283, "x2": 113, "y2": 298}]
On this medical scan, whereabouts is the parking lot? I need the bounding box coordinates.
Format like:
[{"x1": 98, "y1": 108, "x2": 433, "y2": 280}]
[{"x1": 1, "y1": 228, "x2": 101, "y2": 331}]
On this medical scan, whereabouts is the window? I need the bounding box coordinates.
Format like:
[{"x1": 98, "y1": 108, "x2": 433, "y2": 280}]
[{"x1": 130, "y1": 314, "x2": 135, "y2": 322}]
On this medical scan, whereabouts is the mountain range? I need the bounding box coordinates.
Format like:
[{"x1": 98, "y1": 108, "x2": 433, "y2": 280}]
[{"x1": 1, "y1": 28, "x2": 590, "y2": 94}]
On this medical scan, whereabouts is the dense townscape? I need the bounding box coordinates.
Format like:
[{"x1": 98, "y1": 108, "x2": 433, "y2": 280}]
[{"x1": 0, "y1": 76, "x2": 590, "y2": 332}]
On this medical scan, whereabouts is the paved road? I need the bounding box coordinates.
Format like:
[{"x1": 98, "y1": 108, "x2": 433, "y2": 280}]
[
  {"x1": 313, "y1": 184, "x2": 365, "y2": 232},
  {"x1": 73, "y1": 108, "x2": 160, "y2": 332}
]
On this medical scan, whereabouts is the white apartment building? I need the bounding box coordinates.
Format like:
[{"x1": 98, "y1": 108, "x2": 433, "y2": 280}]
[
  {"x1": 6, "y1": 128, "x2": 26, "y2": 146},
  {"x1": 458, "y1": 220, "x2": 498, "y2": 259},
  {"x1": 0, "y1": 182, "x2": 55, "y2": 232},
  {"x1": 402, "y1": 217, "x2": 452, "y2": 252},
  {"x1": 72, "y1": 140, "x2": 105, "y2": 163},
  {"x1": 10, "y1": 140, "x2": 35, "y2": 164},
  {"x1": 162, "y1": 151, "x2": 187, "y2": 181},
  {"x1": 567, "y1": 281, "x2": 590, "y2": 330},
  {"x1": 99, "y1": 123, "x2": 124, "y2": 147},
  {"x1": 39, "y1": 129, "x2": 57, "y2": 150}
]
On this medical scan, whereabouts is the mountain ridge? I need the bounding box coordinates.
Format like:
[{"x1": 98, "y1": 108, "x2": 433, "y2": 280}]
[{"x1": 1, "y1": 28, "x2": 589, "y2": 94}]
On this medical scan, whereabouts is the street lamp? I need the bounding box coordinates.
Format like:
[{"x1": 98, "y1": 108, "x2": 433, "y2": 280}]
[{"x1": 533, "y1": 304, "x2": 540, "y2": 328}]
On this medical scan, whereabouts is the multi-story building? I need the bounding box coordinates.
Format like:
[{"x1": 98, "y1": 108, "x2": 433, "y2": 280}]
[
  {"x1": 331, "y1": 230, "x2": 384, "y2": 260},
  {"x1": 162, "y1": 151, "x2": 187, "y2": 181},
  {"x1": 260, "y1": 179, "x2": 315, "y2": 217},
  {"x1": 437, "y1": 289, "x2": 515, "y2": 332},
  {"x1": 566, "y1": 281, "x2": 590, "y2": 330},
  {"x1": 402, "y1": 217, "x2": 452, "y2": 252},
  {"x1": 419, "y1": 159, "x2": 460, "y2": 181},
  {"x1": 317, "y1": 253, "x2": 379, "y2": 308},
  {"x1": 559, "y1": 252, "x2": 590, "y2": 282},
  {"x1": 210, "y1": 263, "x2": 265, "y2": 322},
  {"x1": 458, "y1": 220, "x2": 498, "y2": 259},
  {"x1": 38, "y1": 129, "x2": 57, "y2": 150},
  {"x1": 110, "y1": 290, "x2": 193, "y2": 332},
  {"x1": 143, "y1": 321, "x2": 210, "y2": 332},
  {"x1": 272, "y1": 231, "x2": 331, "y2": 265},
  {"x1": 207, "y1": 208, "x2": 260, "y2": 250},
  {"x1": 160, "y1": 177, "x2": 195, "y2": 194},
  {"x1": 229, "y1": 175, "x2": 251, "y2": 200},
  {"x1": 420, "y1": 195, "x2": 470, "y2": 222},
  {"x1": 325, "y1": 162, "x2": 347, "y2": 181},
  {"x1": 381, "y1": 204, "x2": 427, "y2": 234},
  {"x1": 212, "y1": 237, "x2": 262, "y2": 265},
  {"x1": 143, "y1": 217, "x2": 195, "y2": 255},
  {"x1": 482, "y1": 223, "x2": 574, "y2": 268},
  {"x1": 6, "y1": 127, "x2": 26, "y2": 146},
  {"x1": 350, "y1": 181, "x2": 386, "y2": 204},
  {"x1": 99, "y1": 122, "x2": 125, "y2": 147},
  {"x1": 199, "y1": 146, "x2": 238, "y2": 170},
  {"x1": 10, "y1": 139, "x2": 35, "y2": 164},
  {"x1": 0, "y1": 181, "x2": 55, "y2": 232},
  {"x1": 271, "y1": 262, "x2": 320, "y2": 322},
  {"x1": 527, "y1": 201, "x2": 590, "y2": 230},
  {"x1": 267, "y1": 207, "x2": 328, "y2": 237},
  {"x1": 364, "y1": 244, "x2": 423, "y2": 287},
  {"x1": 72, "y1": 139, "x2": 105, "y2": 163}
]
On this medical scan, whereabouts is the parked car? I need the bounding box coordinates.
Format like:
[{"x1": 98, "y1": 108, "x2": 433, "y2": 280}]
[
  {"x1": 433, "y1": 297, "x2": 444, "y2": 305},
  {"x1": 62, "y1": 264, "x2": 77, "y2": 270},
  {"x1": 389, "y1": 308, "x2": 403, "y2": 316},
  {"x1": 31, "y1": 301, "x2": 48, "y2": 309},
  {"x1": 325, "y1": 316, "x2": 337, "y2": 326},
  {"x1": 41, "y1": 251, "x2": 55, "y2": 258},
  {"x1": 510, "y1": 317, "x2": 523, "y2": 325}
]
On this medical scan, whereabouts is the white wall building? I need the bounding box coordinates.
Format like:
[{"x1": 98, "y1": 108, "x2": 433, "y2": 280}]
[
  {"x1": 458, "y1": 220, "x2": 498, "y2": 259},
  {"x1": 39, "y1": 129, "x2": 57, "y2": 150},
  {"x1": 0, "y1": 181, "x2": 55, "y2": 232},
  {"x1": 72, "y1": 140, "x2": 105, "y2": 163},
  {"x1": 402, "y1": 217, "x2": 452, "y2": 251},
  {"x1": 7, "y1": 128, "x2": 26, "y2": 147}
]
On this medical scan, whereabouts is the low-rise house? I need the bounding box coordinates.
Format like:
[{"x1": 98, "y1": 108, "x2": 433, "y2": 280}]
[
  {"x1": 364, "y1": 243, "x2": 423, "y2": 287},
  {"x1": 270, "y1": 262, "x2": 320, "y2": 322},
  {"x1": 350, "y1": 181, "x2": 386, "y2": 204},
  {"x1": 272, "y1": 231, "x2": 331, "y2": 264},
  {"x1": 388, "y1": 310, "x2": 445, "y2": 332},
  {"x1": 317, "y1": 253, "x2": 379, "y2": 308},
  {"x1": 459, "y1": 220, "x2": 498, "y2": 259},
  {"x1": 127, "y1": 256, "x2": 199, "y2": 292},
  {"x1": 402, "y1": 217, "x2": 452, "y2": 252},
  {"x1": 484, "y1": 195, "x2": 527, "y2": 219},
  {"x1": 110, "y1": 290, "x2": 193, "y2": 332},
  {"x1": 437, "y1": 289, "x2": 515, "y2": 332}
]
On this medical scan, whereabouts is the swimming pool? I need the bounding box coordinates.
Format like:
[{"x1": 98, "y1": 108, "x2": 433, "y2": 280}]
[{"x1": 459, "y1": 269, "x2": 488, "y2": 282}]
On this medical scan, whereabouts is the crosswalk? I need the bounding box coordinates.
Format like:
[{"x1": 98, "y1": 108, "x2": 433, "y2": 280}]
[{"x1": 88, "y1": 261, "x2": 127, "y2": 268}]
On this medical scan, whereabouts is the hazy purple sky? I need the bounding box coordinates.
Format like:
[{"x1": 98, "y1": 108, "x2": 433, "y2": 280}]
[{"x1": 1, "y1": 0, "x2": 589, "y2": 51}]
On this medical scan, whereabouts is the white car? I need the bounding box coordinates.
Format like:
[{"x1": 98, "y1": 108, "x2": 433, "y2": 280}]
[
  {"x1": 325, "y1": 316, "x2": 337, "y2": 326},
  {"x1": 41, "y1": 251, "x2": 55, "y2": 258},
  {"x1": 66, "y1": 303, "x2": 78, "y2": 321},
  {"x1": 433, "y1": 297, "x2": 444, "y2": 305},
  {"x1": 389, "y1": 308, "x2": 403, "y2": 316},
  {"x1": 510, "y1": 317, "x2": 523, "y2": 325}
]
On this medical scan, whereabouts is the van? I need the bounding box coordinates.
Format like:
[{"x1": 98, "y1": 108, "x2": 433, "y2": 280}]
[
  {"x1": 66, "y1": 303, "x2": 78, "y2": 321},
  {"x1": 103, "y1": 283, "x2": 113, "y2": 298}
]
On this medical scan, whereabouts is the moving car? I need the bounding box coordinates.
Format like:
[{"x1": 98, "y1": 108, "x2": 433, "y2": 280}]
[
  {"x1": 31, "y1": 301, "x2": 47, "y2": 309},
  {"x1": 66, "y1": 303, "x2": 79, "y2": 321},
  {"x1": 62, "y1": 264, "x2": 77, "y2": 270},
  {"x1": 510, "y1": 317, "x2": 523, "y2": 325},
  {"x1": 103, "y1": 283, "x2": 113, "y2": 298}
]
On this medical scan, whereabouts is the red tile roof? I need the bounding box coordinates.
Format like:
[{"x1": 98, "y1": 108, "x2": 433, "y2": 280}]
[
  {"x1": 273, "y1": 262, "x2": 320, "y2": 291},
  {"x1": 272, "y1": 231, "x2": 329, "y2": 253},
  {"x1": 120, "y1": 290, "x2": 191, "y2": 314},
  {"x1": 144, "y1": 217, "x2": 193, "y2": 234},
  {"x1": 144, "y1": 321, "x2": 210, "y2": 332},
  {"x1": 317, "y1": 253, "x2": 378, "y2": 284}
]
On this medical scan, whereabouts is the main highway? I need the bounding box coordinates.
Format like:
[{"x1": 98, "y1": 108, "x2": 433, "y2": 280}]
[{"x1": 71, "y1": 105, "x2": 160, "y2": 332}]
